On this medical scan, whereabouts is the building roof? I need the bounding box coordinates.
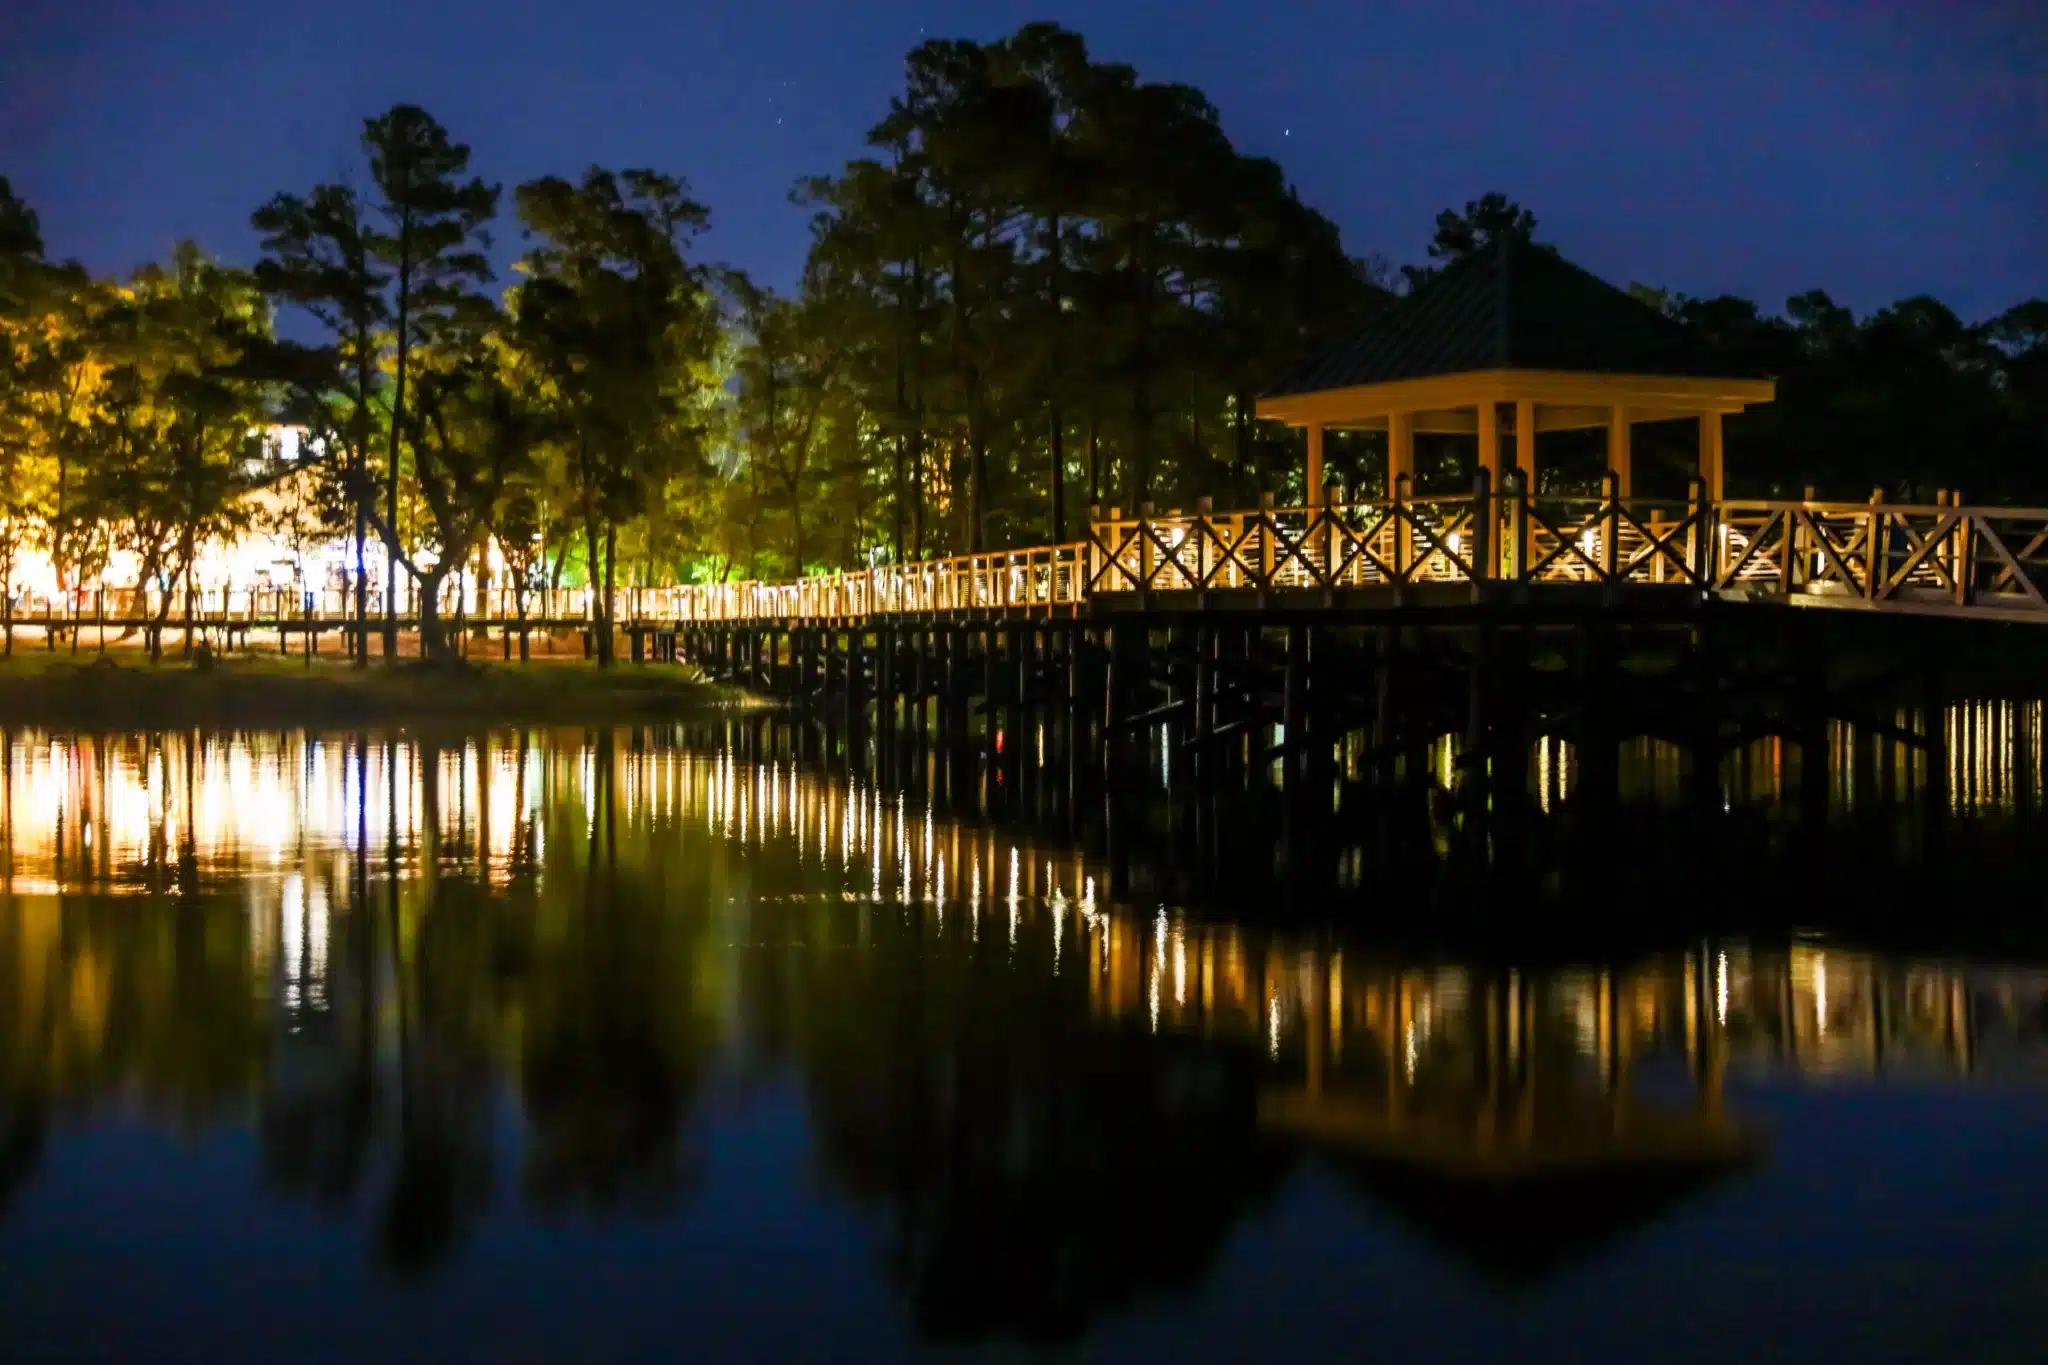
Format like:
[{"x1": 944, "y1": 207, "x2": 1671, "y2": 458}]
[{"x1": 1265, "y1": 235, "x2": 1764, "y2": 398}]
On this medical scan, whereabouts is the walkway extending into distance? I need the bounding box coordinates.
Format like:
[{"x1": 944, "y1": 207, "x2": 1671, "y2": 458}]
[
  {"x1": 11, "y1": 483, "x2": 2043, "y2": 655},
  {"x1": 669, "y1": 481, "x2": 2048, "y2": 629}
]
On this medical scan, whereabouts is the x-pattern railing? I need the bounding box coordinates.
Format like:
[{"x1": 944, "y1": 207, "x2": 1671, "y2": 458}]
[
  {"x1": 667, "y1": 485, "x2": 2048, "y2": 627},
  {"x1": 1087, "y1": 483, "x2": 1713, "y2": 594},
  {"x1": 1717, "y1": 499, "x2": 2048, "y2": 617}
]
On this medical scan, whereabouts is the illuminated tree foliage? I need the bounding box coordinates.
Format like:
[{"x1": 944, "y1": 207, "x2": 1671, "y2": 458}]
[
  {"x1": 82, "y1": 249, "x2": 265, "y2": 658},
  {"x1": 0, "y1": 178, "x2": 52, "y2": 622},
  {"x1": 250, "y1": 181, "x2": 389, "y2": 659},
  {"x1": 507, "y1": 167, "x2": 721, "y2": 665},
  {"x1": 361, "y1": 106, "x2": 501, "y2": 655}
]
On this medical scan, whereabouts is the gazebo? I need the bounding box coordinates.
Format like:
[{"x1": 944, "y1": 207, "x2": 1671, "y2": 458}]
[{"x1": 1256, "y1": 236, "x2": 1776, "y2": 504}]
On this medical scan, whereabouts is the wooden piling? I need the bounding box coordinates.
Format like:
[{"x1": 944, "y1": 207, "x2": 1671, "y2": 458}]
[{"x1": 1283, "y1": 623, "x2": 1307, "y2": 789}]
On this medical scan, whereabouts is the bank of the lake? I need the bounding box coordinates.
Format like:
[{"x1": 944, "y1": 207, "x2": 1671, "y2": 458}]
[{"x1": 0, "y1": 653, "x2": 750, "y2": 728}]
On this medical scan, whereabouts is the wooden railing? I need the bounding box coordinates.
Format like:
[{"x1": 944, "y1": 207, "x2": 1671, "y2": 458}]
[
  {"x1": 1713, "y1": 498, "x2": 2048, "y2": 620},
  {"x1": 1080, "y1": 477, "x2": 2048, "y2": 623},
  {"x1": 6, "y1": 581, "x2": 703, "y2": 632},
  {"x1": 662, "y1": 482, "x2": 2048, "y2": 625},
  {"x1": 23, "y1": 481, "x2": 2047, "y2": 632},
  {"x1": 672, "y1": 544, "x2": 1087, "y2": 622},
  {"x1": 1088, "y1": 475, "x2": 1717, "y2": 594}
]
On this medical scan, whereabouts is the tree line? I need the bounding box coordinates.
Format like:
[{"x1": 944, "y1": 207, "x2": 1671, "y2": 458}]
[{"x1": 1, "y1": 22, "x2": 2042, "y2": 665}]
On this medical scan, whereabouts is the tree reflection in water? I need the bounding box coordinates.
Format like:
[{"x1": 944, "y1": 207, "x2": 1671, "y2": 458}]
[
  {"x1": 0, "y1": 724, "x2": 2043, "y2": 1339},
  {"x1": 754, "y1": 895, "x2": 1292, "y2": 1341}
]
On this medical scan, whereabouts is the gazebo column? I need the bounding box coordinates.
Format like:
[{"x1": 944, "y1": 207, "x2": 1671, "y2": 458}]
[
  {"x1": 1388, "y1": 410, "x2": 1416, "y2": 573},
  {"x1": 1515, "y1": 399, "x2": 1537, "y2": 493},
  {"x1": 1305, "y1": 422, "x2": 1325, "y2": 506},
  {"x1": 1475, "y1": 402, "x2": 1501, "y2": 579},
  {"x1": 1699, "y1": 411, "x2": 1724, "y2": 502},
  {"x1": 1387, "y1": 410, "x2": 1414, "y2": 498},
  {"x1": 1607, "y1": 405, "x2": 1633, "y2": 498},
  {"x1": 1476, "y1": 400, "x2": 1500, "y2": 482}
]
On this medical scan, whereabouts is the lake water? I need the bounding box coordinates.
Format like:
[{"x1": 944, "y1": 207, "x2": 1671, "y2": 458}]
[{"x1": 1, "y1": 716, "x2": 2045, "y2": 1363}]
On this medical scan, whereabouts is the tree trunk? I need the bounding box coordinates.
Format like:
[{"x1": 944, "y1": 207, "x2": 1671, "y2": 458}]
[
  {"x1": 416, "y1": 565, "x2": 451, "y2": 662},
  {"x1": 353, "y1": 501, "x2": 368, "y2": 665},
  {"x1": 968, "y1": 423, "x2": 987, "y2": 555},
  {"x1": 1130, "y1": 241, "x2": 1155, "y2": 506},
  {"x1": 947, "y1": 219, "x2": 987, "y2": 556},
  {"x1": 151, "y1": 571, "x2": 176, "y2": 665},
  {"x1": 1049, "y1": 406, "x2": 1066, "y2": 544},
  {"x1": 1132, "y1": 348, "x2": 1153, "y2": 506},
  {"x1": 583, "y1": 513, "x2": 602, "y2": 666},
  {"x1": 909, "y1": 250, "x2": 928, "y2": 560},
  {"x1": 910, "y1": 424, "x2": 927, "y2": 558},
  {"x1": 1234, "y1": 385, "x2": 1252, "y2": 498},
  {"x1": 891, "y1": 351, "x2": 908, "y2": 564},
  {"x1": 353, "y1": 329, "x2": 375, "y2": 669},
  {"x1": 515, "y1": 570, "x2": 530, "y2": 662},
  {"x1": 53, "y1": 449, "x2": 66, "y2": 609},
  {"x1": 600, "y1": 522, "x2": 618, "y2": 668},
  {"x1": 385, "y1": 248, "x2": 411, "y2": 663},
  {"x1": 1087, "y1": 411, "x2": 1101, "y2": 507},
  {"x1": 1045, "y1": 209, "x2": 1066, "y2": 545},
  {"x1": 178, "y1": 536, "x2": 195, "y2": 658}
]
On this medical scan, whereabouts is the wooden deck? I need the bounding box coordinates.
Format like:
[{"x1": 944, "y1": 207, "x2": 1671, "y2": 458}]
[
  {"x1": 17, "y1": 484, "x2": 2041, "y2": 642},
  {"x1": 666, "y1": 482, "x2": 2048, "y2": 628}
]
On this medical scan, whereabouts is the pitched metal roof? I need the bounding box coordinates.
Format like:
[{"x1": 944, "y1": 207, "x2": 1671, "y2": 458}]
[{"x1": 1266, "y1": 235, "x2": 1761, "y2": 397}]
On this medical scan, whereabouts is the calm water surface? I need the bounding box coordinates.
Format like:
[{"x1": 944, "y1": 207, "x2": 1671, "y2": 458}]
[{"x1": 1, "y1": 717, "x2": 2045, "y2": 1363}]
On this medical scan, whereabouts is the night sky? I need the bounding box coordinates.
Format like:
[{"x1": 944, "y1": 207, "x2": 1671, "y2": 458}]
[{"x1": 3, "y1": 0, "x2": 2043, "y2": 321}]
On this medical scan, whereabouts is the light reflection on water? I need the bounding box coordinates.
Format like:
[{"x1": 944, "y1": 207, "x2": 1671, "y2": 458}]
[{"x1": 0, "y1": 715, "x2": 2045, "y2": 1362}]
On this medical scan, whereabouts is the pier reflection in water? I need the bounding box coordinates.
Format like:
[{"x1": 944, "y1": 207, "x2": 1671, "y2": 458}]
[{"x1": 0, "y1": 715, "x2": 2045, "y2": 1362}]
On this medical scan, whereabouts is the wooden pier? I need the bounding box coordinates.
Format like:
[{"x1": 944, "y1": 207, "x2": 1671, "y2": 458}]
[
  {"x1": 665, "y1": 237, "x2": 2048, "y2": 802},
  {"x1": 667, "y1": 480, "x2": 2041, "y2": 807}
]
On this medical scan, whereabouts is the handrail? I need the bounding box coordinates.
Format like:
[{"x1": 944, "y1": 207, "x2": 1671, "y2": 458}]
[
  {"x1": 667, "y1": 479, "x2": 2048, "y2": 626},
  {"x1": 23, "y1": 483, "x2": 2048, "y2": 632},
  {"x1": 672, "y1": 543, "x2": 1089, "y2": 623}
]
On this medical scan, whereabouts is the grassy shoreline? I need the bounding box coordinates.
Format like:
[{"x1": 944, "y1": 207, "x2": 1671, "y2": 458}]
[{"x1": 0, "y1": 652, "x2": 755, "y2": 729}]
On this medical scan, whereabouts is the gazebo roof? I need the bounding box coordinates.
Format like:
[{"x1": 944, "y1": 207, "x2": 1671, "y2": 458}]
[
  {"x1": 1265, "y1": 235, "x2": 1767, "y2": 400},
  {"x1": 1261, "y1": 1084, "x2": 1757, "y2": 1284}
]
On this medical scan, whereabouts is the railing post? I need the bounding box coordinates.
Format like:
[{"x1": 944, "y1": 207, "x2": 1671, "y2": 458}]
[
  {"x1": 1509, "y1": 468, "x2": 1530, "y2": 583},
  {"x1": 1865, "y1": 486, "x2": 1885, "y2": 600},
  {"x1": 1789, "y1": 484, "x2": 1818, "y2": 594},
  {"x1": 1953, "y1": 489, "x2": 1973, "y2": 606},
  {"x1": 1322, "y1": 481, "x2": 1342, "y2": 584},
  {"x1": 1085, "y1": 503, "x2": 1101, "y2": 593},
  {"x1": 1469, "y1": 468, "x2": 1492, "y2": 587},
  {"x1": 1600, "y1": 470, "x2": 1620, "y2": 581},
  {"x1": 1138, "y1": 502, "x2": 1156, "y2": 589},
  {"x1": 1689, "y1": 476, "x2": 1714, "y2": 586},
  {"x1": 1257, "y1": 492, "x2": 1276, "y2": 588},
  {"x1": 1395, "y1": 472, "x2": 1414, "y2": 580}
]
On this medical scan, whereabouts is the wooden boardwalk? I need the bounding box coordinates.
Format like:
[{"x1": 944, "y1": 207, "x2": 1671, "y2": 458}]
[
  {"x1": 3, "y1": 585, "x2": 683, "y2": 659},
  {"x1": 667, "y1": 482, "x2": 2048, "y2": 628},
  {"x1": 16, "y1": 485, "x2": 2042, "y2": 647},
  {"x1": 660, "y1": 481, "x2": 2048, "y2": 813}
]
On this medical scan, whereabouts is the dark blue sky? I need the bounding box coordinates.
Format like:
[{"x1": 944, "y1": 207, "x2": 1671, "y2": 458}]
[{"x1": 4, "y1": 0, "x2": 2043, "y2": 321}]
